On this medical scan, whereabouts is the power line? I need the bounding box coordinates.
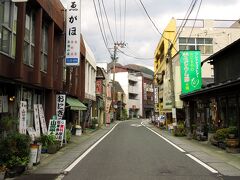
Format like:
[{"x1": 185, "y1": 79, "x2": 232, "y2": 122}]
[
  {"x1": 123, "y1": 0, "x2": 127, "y2": 42},
  {"x1": 118, "y1": 49, "x2": 153, "y2": 60},
  {"x1": 188, "y1": 0, "x2": 202, "y2": 40},
  {"x1": 101, "y1": 0, "x2": 115, "y2": 43},
  {"x1": 97, "y1": 0, "x2": 110, "y2": 46},
  {"x1": 114, "y1": 0, "x2": 117, "y2": 41},
  {"x1": 138, "y1": 0, "x2": 177, "y2": 51},
  {"x1": 173, "y1": 0, "x2": 198, "y2": 44},
  {"x1": 92, "y1": 0, "x2": 112, "y2": 56}
]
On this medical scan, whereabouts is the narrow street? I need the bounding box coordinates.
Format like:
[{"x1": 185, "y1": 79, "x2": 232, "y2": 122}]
[{"x1": 62, "y1": 120, "x2": 221, "y2": 180}]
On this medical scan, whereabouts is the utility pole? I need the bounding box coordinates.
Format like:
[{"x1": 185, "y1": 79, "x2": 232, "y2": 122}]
[
  {"x1": 168, "y1": 43, "x2": 176, "y2": 122},
  {"x1": 111, "y1": 42, "x2": 125, "y2": 121}
]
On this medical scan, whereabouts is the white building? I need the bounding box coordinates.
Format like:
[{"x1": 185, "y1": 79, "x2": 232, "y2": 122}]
[{"x1": 112, "y1": 72, "x2": 143, "y2": 118}]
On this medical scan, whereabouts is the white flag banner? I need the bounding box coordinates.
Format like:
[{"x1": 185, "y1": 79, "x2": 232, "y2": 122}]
[
  {"x1": 38, "y1": 104, "x2": 48, "y2": 135},
  {"x1": 33, "y1": 104, "x2": 41, "y2": 137},
  {"x1": 65, "y1": 0, "x2": 81, "y2": 66},
  {"x1": 19, "y1": 101, "x2": 27, "y2": 134}
]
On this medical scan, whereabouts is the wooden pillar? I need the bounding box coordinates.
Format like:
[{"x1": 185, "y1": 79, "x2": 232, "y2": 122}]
[
  {"x1": 15, "y1": 3, "x2": 26, "y2": 79},
  {"x1": 47, "y1": 21, "x2": 54, "y2": 88},
  {"x1": 33, "y1": 8, "x2": 42, "y2": 84}
]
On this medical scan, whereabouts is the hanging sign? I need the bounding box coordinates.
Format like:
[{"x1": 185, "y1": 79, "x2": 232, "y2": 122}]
[
  {"x1": 19, "y1": 101, "x2": 27, "y2": 134},
  {"x1": 38, "y1": 104, "x2": 48, "y2": 134},
  {"x1": 33, "y1": 104, "x2": 41, "y2": 137},
  {"x1": 56, "y1": 94, "x2": 66, "y2": 120},
  {"x1": 180, "y1": 50, "x2": 202, "y2": 94},
  {"x1": 65, "y1": 0, "x2": 81, "y2": 66}
]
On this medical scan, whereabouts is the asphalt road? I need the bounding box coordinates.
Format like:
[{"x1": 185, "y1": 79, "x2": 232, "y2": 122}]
[{"x1": 62, "y1": 120, "x2": 222, "y2": 180}]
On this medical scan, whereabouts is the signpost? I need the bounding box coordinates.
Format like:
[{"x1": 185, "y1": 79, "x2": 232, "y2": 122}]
[
  {"x1": 180, "y1": 50, "x2": 202, "y2": 94},
  {"x1": 48, "y1": 119, "x2": 66, "y2": 146}
]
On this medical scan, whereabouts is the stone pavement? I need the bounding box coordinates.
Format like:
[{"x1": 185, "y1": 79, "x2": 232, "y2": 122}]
[{"x1": 142, "y1": 119, "x2": 240, "y2": 177}]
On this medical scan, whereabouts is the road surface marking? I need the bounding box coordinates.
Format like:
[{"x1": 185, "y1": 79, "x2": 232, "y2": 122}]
[
  {"x1": 141, "y1": 121, "x2": 219, "y2": 174},
  {"x1": 186, "y1": 154, "x2": 218, "y2": 173},
  {"x1": 64, "y1": 123, "x2": 120, "y2": 173},
  {"x1": 130, "y1": 124, "x2": 142, "y2": 127},
  {"x1": 141, "y1": 121, "x2": 185, "y2": 152}
]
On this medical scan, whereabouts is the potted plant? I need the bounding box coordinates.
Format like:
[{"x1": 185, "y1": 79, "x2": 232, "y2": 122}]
[
  {"x1": 211, "y1": 128, "x2": 229, "y2": 149},
  {"x1": 66, "y1": 129, "x2": 71, "y2": 143},
  {"x1": 40, "y1": 134, "x2": 58, "y2": 154},
  {"x1": 226, "y1": 126, "x2": 240, "y2": 153},
  {"x1": 0, "y1": 132, "x2": 31, "y2": 178}
]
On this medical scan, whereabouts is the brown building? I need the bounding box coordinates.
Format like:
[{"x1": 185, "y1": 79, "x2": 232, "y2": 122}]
[{"x1": 0, "y1": 0, "x2": 88, "y2": 133}]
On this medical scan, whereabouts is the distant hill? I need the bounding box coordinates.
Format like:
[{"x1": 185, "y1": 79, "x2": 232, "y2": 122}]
[{"x1": 124, "y1": 64, "x2": 154, "y2": 76}]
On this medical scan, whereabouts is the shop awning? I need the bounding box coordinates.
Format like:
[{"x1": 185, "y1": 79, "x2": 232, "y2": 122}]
[{"x1": 67, "y1": 97, "x2": 87, "y2": 111}]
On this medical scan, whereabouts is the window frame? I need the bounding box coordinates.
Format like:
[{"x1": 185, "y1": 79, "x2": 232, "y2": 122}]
[
  {"x1": 24, "y1": 10, "x2": 35, "y2": 67},
  {"x1": 178, "y1": 37, "x2": 213, "y2": 55},
  {"x1": 40, "y1": 23, "x2": 48, "y2": 72},
  {"x1": 0, "y1": 2, "x2": 17, "y2": 58}
]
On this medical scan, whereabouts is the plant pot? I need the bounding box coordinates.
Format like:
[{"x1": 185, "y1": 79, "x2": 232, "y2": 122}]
[
  {"x1": 0, "y1": 172, "x2": 5, "y2": 180},
  {"x1": 5, "y1": 165, "x2": 25, "y2": 178},
  {"x1": 47, "y1": 144, "x2": 58, "y2": 154},
  {"x1": 226, "y1": 138, "x2": 239, "y2": 148}
]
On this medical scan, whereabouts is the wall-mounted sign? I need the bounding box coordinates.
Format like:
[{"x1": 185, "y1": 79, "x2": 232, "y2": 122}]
[
  {"x1": 96, "y1": 80, "x2": 102, "y2": 94},
  {"x1": 65, "y1": 0, "x2": 81, "y2": 66},
  {"x1": 56, "y1": 94, "x2": 66, "y2": 120},
  {"x1": 180, "y1": 51, "x2": 202, "y2": 94}
]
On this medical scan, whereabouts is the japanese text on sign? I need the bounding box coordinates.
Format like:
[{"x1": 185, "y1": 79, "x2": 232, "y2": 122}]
[
  {"x1": 65, "y1": 0, "x2": 81, "y2": 66},
  {"x1": 56, "y1": 94, "x2": 66, "y2": 120},
  {"x1": 19, "y1": 101, "x2": 27, "y2": 134},
  {"x1": 48, "y1": 119, "x2": 66, "y2": 143}
]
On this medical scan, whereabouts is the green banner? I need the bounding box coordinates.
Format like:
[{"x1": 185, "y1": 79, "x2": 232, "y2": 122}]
[{"x1": 180, "y1": 51, "x2": 202, "y2": 94}]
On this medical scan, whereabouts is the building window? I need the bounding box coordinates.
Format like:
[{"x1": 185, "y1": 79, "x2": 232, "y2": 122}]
[
  {"x1": 0, "y1": 2, "x2": 17, "y2": 57},
  {"x1": 179, "y1": 37, "x2": 213, "y2": 54},
  {"x1": 41, "y1": 24, "x2": 48, "y2": 72},
  {"x1": 24, "y1": 11, "x2": 35, "y2": 66}
]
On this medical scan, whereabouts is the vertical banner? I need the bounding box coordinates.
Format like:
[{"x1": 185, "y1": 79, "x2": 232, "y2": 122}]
[
  {"x1": 2, "y1": 96, "x2": 8, "y2": 113},
  {"x1": 96, "y1": 80, "x2": 102, "y2": 95},
  {"x1": 19, "y1": 101, "x2": 27, "y2": 134},
  {"x1": 33, "y1": 104, "x2": 41, "y2": 137},
  {"x1": 0, "y1": 96, "x2": 2, "y2": 113},
  {"x1": 180, "y1": 50, "x2": 202, "y2": 94},
  {"x1": 38, "y1": 104, "x2": 48, "y2": 134},
  {"x1": 56, "y1": 94, "x2": 66, "y2": 120},
  {"x1": 154, "y1": 87, "x2": 158, "y2": 104},
  {"x1": 65, "y1": 0, "x2": 81, "y2": 66}
]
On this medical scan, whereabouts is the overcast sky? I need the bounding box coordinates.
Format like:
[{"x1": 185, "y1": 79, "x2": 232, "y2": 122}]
[{"x1": 60, "y1": 0, "x2": 240, "y2": 70}]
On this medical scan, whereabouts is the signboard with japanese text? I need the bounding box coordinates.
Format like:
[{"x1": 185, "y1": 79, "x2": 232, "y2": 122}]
[
  {"x1": 96, "y1": 80, "x2": 102, "y2": 94},
  {"x1": 56, "y1": 94, "x2": 66, "y2": 120},
  {"x1": 65, "y1": 0, "x2": 81, "y2": 66},
  {"x1": 38, "y1": 104, "x2": 48, "y2": 134},
  {"x1": 105, "y1": 99, "x2": 111, "y2": 113},
  {"x1": 19, "y1": 101, "x2": 27, "y2": 134},
  {"x1": 48, "y1": 119, "x2": 66, "y2": 145},
  {"x1": 33, "y1": 104, "x2": 41, "y2": 137},
  {"x1": 154, "y1": 87, "x2": 158, "y2": 104},
  {"x1": 180, "y1": 51, "x2": 202, "y2": 94}
]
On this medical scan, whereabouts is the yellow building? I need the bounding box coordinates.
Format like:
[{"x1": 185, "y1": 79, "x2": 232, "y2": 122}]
[{"x1": 154, "y1": 18, "x2": 177, "y2": 120}]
